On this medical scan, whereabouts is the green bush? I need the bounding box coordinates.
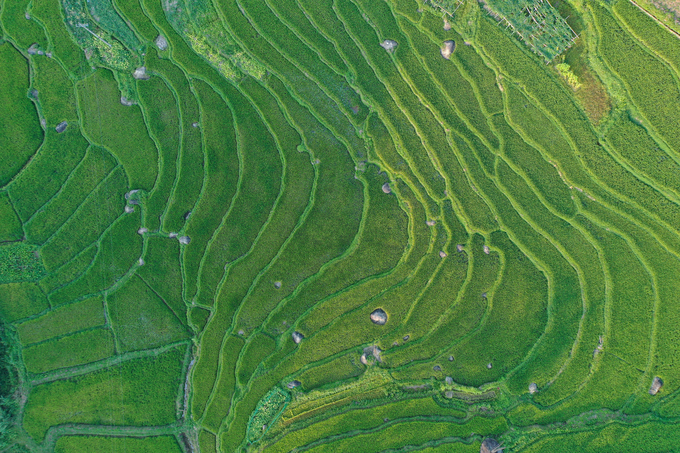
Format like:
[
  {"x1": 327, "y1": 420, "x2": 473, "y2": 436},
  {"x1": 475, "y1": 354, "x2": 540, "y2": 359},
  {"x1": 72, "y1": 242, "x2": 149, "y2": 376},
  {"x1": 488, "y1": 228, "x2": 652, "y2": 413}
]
[
  {"x1": 246, "y1": 387, "x2": 290, "y2": 444},
  {"x1": 0, "y1": 243, "x2": 46, "y2": 284}
]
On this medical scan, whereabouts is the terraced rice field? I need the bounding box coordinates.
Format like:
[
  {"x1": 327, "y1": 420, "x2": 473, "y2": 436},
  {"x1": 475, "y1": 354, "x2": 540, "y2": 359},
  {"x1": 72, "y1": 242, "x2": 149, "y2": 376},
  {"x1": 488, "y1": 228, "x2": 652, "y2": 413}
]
[{"x1": 2, "y1": 0, "x2": 680, "y2": 451}]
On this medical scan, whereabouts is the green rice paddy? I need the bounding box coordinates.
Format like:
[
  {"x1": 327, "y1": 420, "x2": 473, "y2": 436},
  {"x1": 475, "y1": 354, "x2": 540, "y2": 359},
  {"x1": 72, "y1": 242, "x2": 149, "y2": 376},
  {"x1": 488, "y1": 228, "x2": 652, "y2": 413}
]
[{"x1": 1, "y1": 0, "x2": 680, "y2": 451}]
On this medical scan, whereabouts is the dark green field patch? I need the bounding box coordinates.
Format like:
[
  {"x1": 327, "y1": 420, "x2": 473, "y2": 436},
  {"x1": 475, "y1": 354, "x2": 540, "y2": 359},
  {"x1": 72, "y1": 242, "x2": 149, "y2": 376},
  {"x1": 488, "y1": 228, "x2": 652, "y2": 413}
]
[
  {"x1": 0, "y1": 0, "x2": 49, "y2": 49},
  {"x1": 0, "y1": 42, "x2": 43, "y2": 186},
  {"x1": 0, "y1": 282, "x2": 48, "y2": 323},
  {"x1": 265, "y1": 397, "x2": 466, "y2": 452},
  {"x1": 77, "y1": 68, "x2": 158, "y2": 190},
  {"x1": 23, "y1": 345, "x2": 186, "y2": 441},
  {"x1": 16, "y1": 295, "x2": 106, "y2": 345},
  {"x1": 136, "y1": 236, "x2": 186, "y2": 325},
  {"x1": 0, "y1": 192, "x2": 23, "y2": 242},
  {"x1": 38, "y1": 245, "x2": 97, "y2": 295},
  {"x1": 39, "y1": 166, "x2": 128, "y2": 273},
  {"x1": 305, "y1": 416, "x2": 507, "y2": 453},
  {"x1": 7, "y1": 128, "x2": 89, "y2": 222},
  {"x1": 182, "y1": 79, "x2": 239, "y2": 300},
  {"x1": 55, "y1": 435, "x2": 182, "y2": 453},
  {"x1": 107, "y1": 275, "x2": 189, "y2": 353},
  {"x1": 31, "y1": 56, "x2": 79, "y2": 125},
  {"x1": 25, "y1": 146, "x2": 118, "y2": 244},
  {"x1": 22, "y1": 326, "x2": 114, "y2": 374},
  {"x1": 137, "y1": 70, "x2": 180, "y2": 231}
]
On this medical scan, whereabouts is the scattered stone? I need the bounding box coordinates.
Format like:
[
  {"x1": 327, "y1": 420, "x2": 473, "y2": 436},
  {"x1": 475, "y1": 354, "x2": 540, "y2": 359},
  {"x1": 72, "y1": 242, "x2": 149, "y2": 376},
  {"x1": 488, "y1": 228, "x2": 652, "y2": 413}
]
[
  {"x1": 382, "y1": 182, "x2": 391, "y2": 194},
  {"x1": 25, "y1": 12, "x2": 31, "y2": 20},
  {"x1": 426, "y1": 220, "x2": 436, "y2": 226},
  {"x1": 313, "y1": 158, "x2": 320, "y2": 165},
  {"x1": 29, "y1": 89, "x2": 38, "y2": 99},
  {"x1": 287, "y1": 380, "x2": 301, "y2": 389},
  {"x1": 529, "y1": 383, "x2": 538, "y2": 394},
  {"x1": 433, "y1": 365, "x2": 441, "y2": 372},
  {"x1": 360, "y1": 354, "x2": 368, "y2": 365},
  {"x1": 441, "y1": 40, "x2": 456, "y2": 60},
  {"x1": 383, "y1": 418, "x2": 389, "y2": 422},
  {"x1": 27, "y1": 44, "x2": 40, "y2": 55},
  {"x1": 403, "y1": 335, "x2": 410, "y2": 341},
  {"x1": 448, "y1": 355, "x2": 454, "y2": 362},
  {"x1": 482, "y1": 292, "x2": 487, "y2": 299},
  {"x1": 445, "y1": 390, "x2": 454, "y2": 399},
  {"x1": 155, "y1": 34, "x2": 169, "y2": 51},
  {"x1": 55, "y1": 121, "x2": 68, "y2": 133},
  {"x1": 46, "y1": 52, "x2": 52, "y2": 58},
  {"x1": 650, "y1": 376, "x2": 664, "y2": 395},
  {"x1": 184, "y1": 211, "x2": 192, "y2": 220},
  {"x1": 380, "y1": 39, "x2": 398, "y2": 52},
  {"x1": 125, "y1": 190, "x2": 139, "y2": 200},
  {"x1": 125, "y1": 205, "x2": 134, "y2": 213},
  {"x1": 121, "y1": 96, "x2": 136, "y2": 106},
  {"x1": 439, "y1": 251, "x2": 448, "y2": 258},
  {"x1": 179, "y1": 235, "x2": 191, "y2": 245},
  {"x1": 138, "y1": 257, "x2": 145, "y2": 266},
  {"x1": 238, "y1": 329, "x2": 244, "y2": 335},
  {"x1": 487, "y1": 363, "x2": 493, "y2": 369},
  {"x1": 292, "y1": 331, "x2": 304, "y2": 344},
  {"x1": 457, "y1": 244, "x2": 464, "y2": 252},
  {"x1": 443, "y1": 19, "x2": 451, "y2": 31},
  {"x1": 483, "y1": 245, "x2": 490, "y2": 255},
  {"x1": 169, "y1": 232, "x2": 178, "y2": 238},
  {"x1": 192, "y1": 122, "x2": 199, "y2": 128},
  {"x1": 445, "y1": 376, "x2": 453, "y2": 385},
  {"x1": 133, "y1": 66, "x2": 149, "y2": 80},
  {"x1": 41, "y1": 118, "x2": 46, "y2": 128},
  {"x1": 480, "y1": 437, "x2": 503, "y2": 453},
  {"x1": 370, "y1": 308, "x2": 388, "y2": 325},
  {"x1": 274, "y1": 281, "x2": 282, "y2": 289},
  {"x1": 137, "y1": 227, "x2": 148, "y2": 235}
]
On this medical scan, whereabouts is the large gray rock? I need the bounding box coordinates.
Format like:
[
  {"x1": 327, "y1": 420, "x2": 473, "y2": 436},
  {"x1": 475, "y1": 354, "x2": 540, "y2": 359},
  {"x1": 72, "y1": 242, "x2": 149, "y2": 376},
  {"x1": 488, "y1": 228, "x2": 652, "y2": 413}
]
[
  {"x1": 480, "y1": 438, "x2": 503, "y2": 453},
  {"x1": 55, "y1": 121, "x2": 68, "y2": 133},
  {"x1": 370, "y1": 308, "x2": 388, "y2": 325},
  {"x1": 380, "y1": 39, "x2": 398, "y2": 52},
  {"x1": 441, "y1": 40, "x2": 456, "y2": 60},
  {"x1": 650, "y1": 376, "x2": 663, "y2": 395},
  {"x1": 133, "y1": 66, "x2": 150, "y2": 80},
  {"x1": 292, "y1": 331, "x2": 304, "y2": 344},
  {"x1": 155, "y1": 34, "x2": 168, "y2": 51}
]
